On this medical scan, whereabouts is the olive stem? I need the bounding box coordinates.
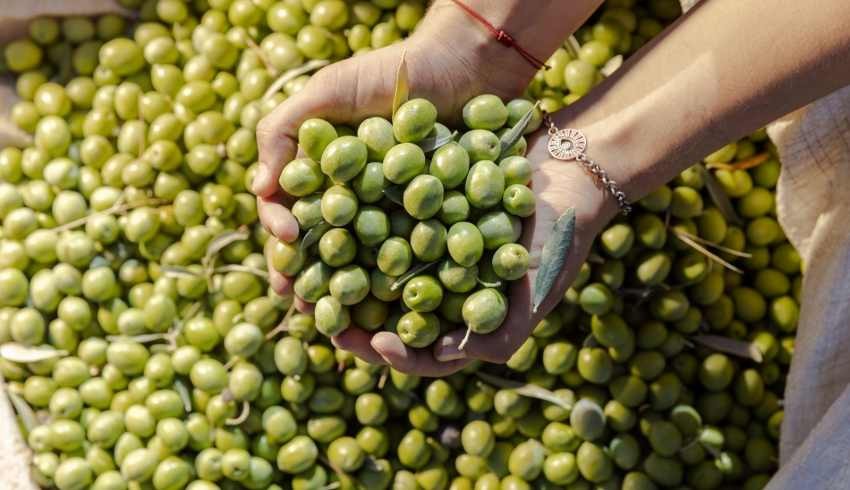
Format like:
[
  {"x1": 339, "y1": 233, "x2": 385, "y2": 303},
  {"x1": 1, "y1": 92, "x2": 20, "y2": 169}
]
[{"x1": 265, "y1": 303, "x2": 297, "y2": 340}]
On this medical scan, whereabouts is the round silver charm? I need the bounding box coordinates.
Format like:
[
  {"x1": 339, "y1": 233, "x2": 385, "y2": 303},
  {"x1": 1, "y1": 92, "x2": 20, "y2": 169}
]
[{"x1": 547, "y1": 128, "x2": 587, "y2": 160}]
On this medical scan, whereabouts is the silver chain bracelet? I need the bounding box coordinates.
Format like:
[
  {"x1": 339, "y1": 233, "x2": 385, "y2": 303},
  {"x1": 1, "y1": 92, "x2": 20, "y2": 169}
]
[{"x1": 543, "y1": 115, "x2": 632, "y2": 216}]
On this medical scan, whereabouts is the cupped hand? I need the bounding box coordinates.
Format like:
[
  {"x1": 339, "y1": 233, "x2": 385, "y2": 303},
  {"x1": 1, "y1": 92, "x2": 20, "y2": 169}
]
[
  {"x1": 254, "y1": 23, "x2": 534, "y2": 306},
  {"x1": 333, "y1": 134, "x2": 617, "y2": 375}
]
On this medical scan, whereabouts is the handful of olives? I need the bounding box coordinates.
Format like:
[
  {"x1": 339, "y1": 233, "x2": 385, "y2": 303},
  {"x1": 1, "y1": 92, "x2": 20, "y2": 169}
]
[{"x1": 274, "y1": 94, "x2": 541, "y2": 347}]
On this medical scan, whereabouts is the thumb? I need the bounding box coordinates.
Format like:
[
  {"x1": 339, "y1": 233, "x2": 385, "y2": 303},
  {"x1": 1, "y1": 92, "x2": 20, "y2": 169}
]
[{"x1": 252, "y1": 46, "x2": 404, "y2": 198}]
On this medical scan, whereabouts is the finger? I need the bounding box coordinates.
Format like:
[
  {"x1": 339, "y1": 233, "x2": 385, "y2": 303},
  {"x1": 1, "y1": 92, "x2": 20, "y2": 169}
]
[
  {"x1": 434, "y1": 276, "x2": 536, "y2": 364},
  {"x1": 371, "y1": 332, "x2": 470, "y2": 377},
  {"x1": 257, "y1": 196, "x2": 299, "y2": 243},
  {"x1": 267, "y1": 267, "x2": 292, "y2": 297},
  {"x1": 253, "y1": 69, "x2": 341, "y2": 198},
  {"x1": 331, "y1": 327, "x2": 386, "y2": 366},
  {"x1": 294, "y1": 297, "x2": 314, "y2": 314}
]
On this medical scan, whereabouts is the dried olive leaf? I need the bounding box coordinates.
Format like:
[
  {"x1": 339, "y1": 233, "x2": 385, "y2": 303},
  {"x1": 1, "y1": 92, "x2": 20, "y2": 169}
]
[
  {"x1": 0, "y1": 343, "x2": 68, "y2": 363},
  {"x1": 564, "y1": 36, "x2": 582, "y2": 59},
  {"x1": 418, "y1": 130, "x2": 458, "y2": 153},
  {"x1": 499, "y1": 100, "x2": 540, "y2": 160},
  {"x1": 476, "y1": 372, "x2": 573, "y2": 411},
  {"x1": 263, "y1": 59, "x2": 330, "y2": 100},
  {"x1": 214, "y1": 264, "x2": 269, "y2": 278},
  {"x1": 672, "y1": 228, "x2": 742, "y2": 273},
  {"x1": 300, "y1": 221, "x2": 331, "y2": 254},
  {"x1": 160, "y1": 265, "x2": 201, "y2": 279},
  {"x1": 105, "y1": 333, "x2": 171, "y2": 343},
  {"x1": 600, "y1": 55, "x2": 624, "y2": 77},
  {"x1": 204, "y1": 228, "x2": 251, "y2": 265},
  {"x1": 692, "y1": 334, "x2": 764, "y2": 363},
  {"x1": 533, "y1": 208, "x2": 576, "y2": 313},
  {"x1": 477, "y1": 278, "x2": 502, "y2": 288},
  {"x1": 382, "y1": 185, "x2": 405, "y2": 207},
  {"x1": 390, "y1": 261, "x2": 439, "y2": 291},
  {"x1": 392, "y1": 48, "x2": 409, "y2": 116},
  {"x1": 6, "y1": 390, "x2": 38, "y2": 432},
  {"x1": 701, "y1": 165, "x2": 743, "y2": 225}
]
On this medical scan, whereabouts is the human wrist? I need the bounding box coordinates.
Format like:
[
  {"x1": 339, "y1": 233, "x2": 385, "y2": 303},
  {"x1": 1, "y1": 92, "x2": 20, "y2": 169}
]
[{"x1": 410, "y1": 1, "x2": 537, "y2": 95}]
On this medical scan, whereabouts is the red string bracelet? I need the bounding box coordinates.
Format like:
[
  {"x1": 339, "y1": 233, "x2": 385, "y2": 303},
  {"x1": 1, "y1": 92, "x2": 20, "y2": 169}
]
[{"x1": 447, "y1": 0, "x2": 550, "y2": 70}]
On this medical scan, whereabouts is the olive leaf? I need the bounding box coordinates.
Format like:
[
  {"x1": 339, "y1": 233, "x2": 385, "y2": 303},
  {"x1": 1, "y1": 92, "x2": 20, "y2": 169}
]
[
  {"x1": 173, "y1": 380, "x2": 192, "y2": 413},
  {"x1": 672, "y1": 228, "x2": 742, "y2": 273},
  {"x1": 105, "y1": 333, "x2": 171, "y2": 343},
  {"x1": 418, "y1": 130, "x2": 458, "y2": 153},
  {"x1": 160, "y1": 265, "x2": 200, "y2": 279},
  {"x1": 213, "y1": 264, "x2": 269, "y2": 279},
  {"x1": 263, "y1": 59, "x2": 330, "y2": 100},
  {"x1": 564, "y1": 36, "x2": 582, "y2": 59},
  {"x1": 390, "y1": 261, "x2": 439, "y2": 291},
  {"x1": 225, "y1": 401, "x2": 251, "y2": 426},
  {"x1": 392, "y1": 48, "x2": 409, "y2": 116},
  {"x1": 0, "y1": 343, "x2": 68, "y2": 363},
  {"x1": 533, "y1": 208, "x2": 576, "y2": 313},
  {"x1": 477, "y1": 278, "x2": 502, "y2": 288},
  {"x1": 6, "y1": 390, "x2": 39, "y2": 433},
  {"x1": 600, "y1": 55, "x2": 624, "y2": 78},
  {"x1": 382, "y1": 185, "x2": 405, "y2": 207},
  {"x1": 499, "y1": 100, "x2": 540, "y2": 160},
  {"x1": 701, "y1": 165, "x2": 743, "y2": 225},
  {"x1": 476, "y1": 372, "x2": 573, "y2": 411},
  {"x1": 299, "y1": 221, "x2": 331, "y2": 254},
  {"x1": 692, "y1": 335, "x2": 764, "y2": 363},
  {"x1": 204, "y1": 228, "x2": 251, "y2": 266}
]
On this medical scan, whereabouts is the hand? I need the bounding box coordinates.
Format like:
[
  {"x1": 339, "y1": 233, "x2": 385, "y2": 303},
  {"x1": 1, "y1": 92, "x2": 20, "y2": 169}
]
[
  {"x1": 334, "y1": 133, "x2": 618, "y2": 375},
  {"x1": 253, "y1": 17, "x2": 536, "y2": 306}
]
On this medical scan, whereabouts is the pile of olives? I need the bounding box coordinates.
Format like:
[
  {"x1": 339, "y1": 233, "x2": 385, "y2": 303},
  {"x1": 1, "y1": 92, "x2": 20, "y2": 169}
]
[
  {"x1": 272, "y1": 93, "x2": 539, "y2": 347},
  {"x1": 0, "y1": 0, "x2": 796, "y2": 489}
]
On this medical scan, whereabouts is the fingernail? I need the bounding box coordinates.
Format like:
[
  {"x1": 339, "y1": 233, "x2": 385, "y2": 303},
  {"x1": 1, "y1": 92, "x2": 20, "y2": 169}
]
[
  {"x1": 435, "y1": 337, "x2": 466, "y2": 362},
  {"x1": 372, "y1": 332, "x2": 406, "y2": 361},
  {"x1": 251, "y1": 165, "x2": 268, "y2": 195}
]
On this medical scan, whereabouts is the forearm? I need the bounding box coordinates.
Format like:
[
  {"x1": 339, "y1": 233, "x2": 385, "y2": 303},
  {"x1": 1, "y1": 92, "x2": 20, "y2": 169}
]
[
  {"x1": 554, "y1": 0, "x2": 850, "y2": 212},
  {"x1": 415, "y1": 0, "x2": 604, "y2": 91}
]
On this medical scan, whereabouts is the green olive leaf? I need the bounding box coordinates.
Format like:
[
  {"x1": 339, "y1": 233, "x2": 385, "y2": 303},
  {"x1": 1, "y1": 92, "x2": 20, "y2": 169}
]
[
  {"x1": 390, "y1": 261, "x2": 439, "y2": 291},
  {"x1": 476, "y1": 372, "x2": 573, "y2": 411},
  {"x1": 173, "y1": 380, "x2": 192, "y2": 413},
  {"x1": 499, "y1": 100, "x2": 540, "y2": 160},
  {"x1": 299, "y1": 221, "x2": 331, "y2": 254},
  {"x1": 392, "y1": 48, "x2": 409, "y2": 116},
  {"x1": 0, "y1": 343, "x2": 68, "y2": 363},
  {"x1": 701, "y1": 165, "x2": 743, "y2": 225},
  {"x1": 418, "y1": 130, "x2": 458, "y2": 153},
  {"x1": 533, "y1": 207, "x2": 576, "y2": 313},
  {"x1": 382, "y1": 185, "x2": 405, "y2": 207},
  {"x1": 564, "y1": 36, "x2": 582, "y2": 59},
  {"x1": 692, "y1": 335, "x2": 764, "y2": 363}
]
